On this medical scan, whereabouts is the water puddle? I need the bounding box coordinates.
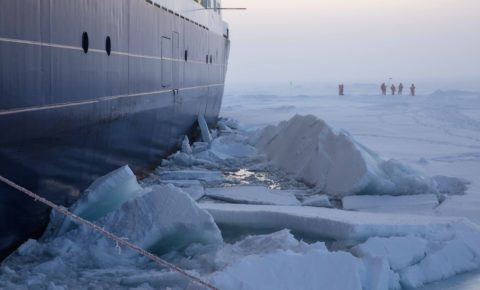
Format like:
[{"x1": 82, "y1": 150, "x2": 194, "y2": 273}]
[{"x1": 223, "y1": 168, "x2": 310, "y2": 192}]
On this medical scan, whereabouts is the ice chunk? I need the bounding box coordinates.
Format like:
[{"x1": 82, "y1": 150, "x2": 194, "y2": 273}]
[
  {"x1": 198, "y1": 115, "x2": 213, "y2": 143},
  {"x1": 206, "y1": 186, "x2": 301, "y2": 206},
  {"x1": 351, "y1": 236, "x2": 428, "y2": 270},
  {"x1": 175, "y1": 229, "x2": 328, "y2": 274},
  {"x1": 400, "y1": 238, "x2": 480, "y2": 288},
  {"x1": 254, "y1": 115, "x2": 439, "y2": 198},
  {"x1": 200, "y1": 203, "x2": 478, "y2": 243},
  {"x1": 158, "y1": 180, "x2": 205, "y2": 201},
  {"x1": 48, "y1": 166, "x2": 143, "y2": 237},
  {"x1": 181, "y1": 136, "x2": 193, "y2": 154},
  {"x1": 362, "y1": 257, "x2": 400, "y2": 290},
  {"x1": 0, "y1": 184, "x2": 223, "y2": 289},
  {"x1": 218, "y1": 229, "x2": 327, "y2": 258},
  {"x1": 88, "y1": 184, "x2": 222, "y2": 255},
  {"x1": 302, "y1": 195, "x2": 332, "y2": 208},
  {"x1": 209, "y1": 135, "x2": 257, "y2": 159},
  {"x1": 218, "y1": 118, "x2": 240, "y2": 130},
  {"x1": 218, "y1": 121, "x2": 234, "y2": 133},
  {"x1": 211, "y1": 249, "x2": 367, "y2": 290},
  {"x1": 157, "y1": 169, "x2": 224, "y2": 183},
  {"x1": 342, "y1": 194, "x2": 439, "y2": 213}
]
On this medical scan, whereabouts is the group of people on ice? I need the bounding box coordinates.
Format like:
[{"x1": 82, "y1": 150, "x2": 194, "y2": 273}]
[
  {"x1": 337, "y1": 83, "x2": 416, "y2": 96},
  {"x1": 380, "y1": 82, "x2": 416, "y2": 96}
]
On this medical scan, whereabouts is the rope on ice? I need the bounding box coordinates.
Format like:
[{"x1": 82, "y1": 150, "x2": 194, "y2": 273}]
[{"x1": 0, "y1": 174, "x2": 220, "y2": 290}]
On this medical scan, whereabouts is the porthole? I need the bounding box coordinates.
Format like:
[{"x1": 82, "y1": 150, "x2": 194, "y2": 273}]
[
  {"x1": 82, "y1": 32, "x2": 89, "y2": 54},
  {"x1": 184, "y1": 50, "x2": 188, "y2": 61},
  {"x1": 210, "y1": 55, "x2": 213, "y2": 64},
  {"x1": 206, "y1": 55, "x2": 209, "y2": 64},
  {"x1": 105, "y1": 36, "x2": 112, "y2": 55}
]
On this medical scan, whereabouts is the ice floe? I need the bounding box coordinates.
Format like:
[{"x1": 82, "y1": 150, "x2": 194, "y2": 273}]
[
  {"x1": 399, "y1": 232, "x2": 480, "y2": 288},
  {"x1": 202, "y1": 203, "x2": 480, "y2": 288},
  {"x1": 200, "y1": 203, "x2": 478, "y2": 243},
  {"x1": 254, "y1": 114, "x2": 462, "y2": 198},
  {"x1": 342, "y1": 194, "x2": 439, "y2": 213},
  {"x1": 206, "y1": 186, "x2": 301, "y2": 206},
  {"x1": 211, "y1": 247, "x2": 385, "y2": 290},
  {"x1": 351, "y1": 236, "x2": 428, "y2": 271}
]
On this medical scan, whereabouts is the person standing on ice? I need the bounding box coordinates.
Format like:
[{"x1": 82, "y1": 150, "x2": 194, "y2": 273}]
[
  {"x1": 410, "y1": 84, "x2": 416, "y2": 96},
  {"x1": 338, "y1": 84, "x2": 345, "y2": 96},
  {"x1": 398, "y1": 83, "x2": 404, "y2": 95},
  {"x1": 391, "y1": 84, "x2": 397, "y2": 96},
  {"x1": 380, "y1": 83, "x2": 387, "y2": 95}
]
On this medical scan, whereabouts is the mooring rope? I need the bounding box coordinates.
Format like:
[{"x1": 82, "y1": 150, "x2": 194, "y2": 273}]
[{"x1": 0, "y1": 175, "x2": 219, "y2": 290}]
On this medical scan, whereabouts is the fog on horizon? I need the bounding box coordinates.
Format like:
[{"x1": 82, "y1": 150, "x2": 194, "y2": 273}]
[{"x1": 222, "y1": 0, "x2": 480, "y2": 90}]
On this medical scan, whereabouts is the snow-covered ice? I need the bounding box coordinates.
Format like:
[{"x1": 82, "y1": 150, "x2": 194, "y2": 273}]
[{"x1": 206, "y1": 186, "x2": 301, "y2": 206}]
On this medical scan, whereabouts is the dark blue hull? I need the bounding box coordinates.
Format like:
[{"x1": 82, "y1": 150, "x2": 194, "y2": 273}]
[{"x1": 0, "y1": 0, "x2": 229, "y2": 259}]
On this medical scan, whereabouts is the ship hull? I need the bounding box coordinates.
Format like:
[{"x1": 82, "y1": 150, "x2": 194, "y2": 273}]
[{"x1": 0, "y1": 0, "x2": 229, "y2": 259}]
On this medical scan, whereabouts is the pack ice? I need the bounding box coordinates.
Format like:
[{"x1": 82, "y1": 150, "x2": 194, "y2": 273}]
[
  {"x1": 254, "y1": 114, "x2": 452, "y2": 198},
  {"x1": 0, "y1": 166, "x2": 222, "y2": 289},
  {"x1": 2, "y1": 115, "x2": 479, "y2": 290}
]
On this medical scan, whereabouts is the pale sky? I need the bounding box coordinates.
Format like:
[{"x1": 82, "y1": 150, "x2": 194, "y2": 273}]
[{"x1": 222, "y1": 0, "x2": 480, "y2": 87}]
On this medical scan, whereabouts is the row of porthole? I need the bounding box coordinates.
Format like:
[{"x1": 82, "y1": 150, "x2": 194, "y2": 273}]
[
  {"x1": 82, "y1": 32, "x2": 111, "y2": 55},
  {"x1": 82, "y1": 32, "x2": 212, "y2": 63}
]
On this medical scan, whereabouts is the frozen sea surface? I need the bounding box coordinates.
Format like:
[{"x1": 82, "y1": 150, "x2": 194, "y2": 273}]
[
  {"x1": 2, "y1": 88, "x2": 480, "y2": 289},
  {"x1": 223, "y1": 89, "x2": 480, "y2": 222}
]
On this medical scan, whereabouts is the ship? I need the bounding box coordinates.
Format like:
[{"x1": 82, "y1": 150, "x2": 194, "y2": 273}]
[{"x1": 0, "y1": 0, "x2": 230, "y2": 260}]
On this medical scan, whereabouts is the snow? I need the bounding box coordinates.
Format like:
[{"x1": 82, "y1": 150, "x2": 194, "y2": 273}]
[
  {"x1": 342, "y1": 194, "x2": 439, "y2": 213},
  {"x1": 206, "y1": 186, "x2": 301, "y2": 206},
  {"x1": 254, "y1": 114, "x2": 440, "y2": 198}
]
